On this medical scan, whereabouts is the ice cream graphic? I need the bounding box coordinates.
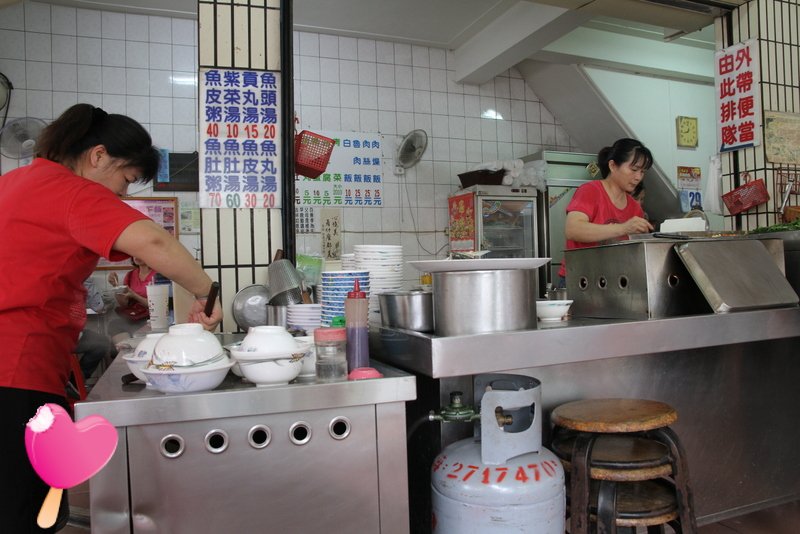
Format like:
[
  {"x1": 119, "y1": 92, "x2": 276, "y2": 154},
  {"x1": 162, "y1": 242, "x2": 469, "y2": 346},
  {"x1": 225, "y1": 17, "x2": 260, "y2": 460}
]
[{"x1": 25, "y1": 403, "x2": 118, "y2": 528}]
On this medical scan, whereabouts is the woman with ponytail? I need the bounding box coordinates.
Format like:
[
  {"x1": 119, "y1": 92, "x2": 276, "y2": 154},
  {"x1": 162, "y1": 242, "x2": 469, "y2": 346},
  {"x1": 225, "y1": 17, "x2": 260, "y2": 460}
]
[
  {"x1": 0, "y1": 104, "x2": 222, "y2": 532},
  {"x1": 558, "y1": 138, "x2": 655, "y2": 284}
]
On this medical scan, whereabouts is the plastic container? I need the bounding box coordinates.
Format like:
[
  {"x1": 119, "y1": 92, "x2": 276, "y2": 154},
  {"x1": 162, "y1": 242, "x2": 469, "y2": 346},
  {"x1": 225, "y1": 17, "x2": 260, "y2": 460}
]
[
  {"x1": 314, "y1": 327, "x2": 347, "y2": 381},
  {"x1": 345, "y1": 280, "x2": 369, "y2": 372}
]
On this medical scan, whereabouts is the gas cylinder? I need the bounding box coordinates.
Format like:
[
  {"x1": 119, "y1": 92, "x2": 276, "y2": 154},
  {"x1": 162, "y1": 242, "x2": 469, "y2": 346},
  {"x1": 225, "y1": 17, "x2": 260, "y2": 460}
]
[{"x1": 431, "y1": 375, "x2": 565, "y2": 533}]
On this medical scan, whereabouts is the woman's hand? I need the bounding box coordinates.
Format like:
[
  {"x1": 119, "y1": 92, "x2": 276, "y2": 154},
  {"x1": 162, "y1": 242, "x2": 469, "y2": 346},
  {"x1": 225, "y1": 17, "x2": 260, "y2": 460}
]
[
  {"x1": 188, "y1": 297, "x2": 223, "y2": 332},
  {"x1": 620, "y1": 216, "x2": 653, "y2": 235},
  {"x1": 108, "y1": 272, "x2": 119, "y2": 286}
]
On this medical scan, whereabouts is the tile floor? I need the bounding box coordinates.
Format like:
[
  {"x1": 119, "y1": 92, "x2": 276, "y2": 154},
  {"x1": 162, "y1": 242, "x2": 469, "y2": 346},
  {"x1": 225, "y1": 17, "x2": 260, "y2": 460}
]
[{"x1": 58, "y1": 495, "x2": 800, "y2": 533}]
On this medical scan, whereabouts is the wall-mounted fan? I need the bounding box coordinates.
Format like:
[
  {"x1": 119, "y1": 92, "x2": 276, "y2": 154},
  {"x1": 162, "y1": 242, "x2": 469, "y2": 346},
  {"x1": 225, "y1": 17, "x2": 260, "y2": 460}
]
[
  {"x1": 394, "y1": 129, "x2": 428, "y2": 175},
  {"x1": 0, "y1": 116, "x2": 46, "y2": 171}
]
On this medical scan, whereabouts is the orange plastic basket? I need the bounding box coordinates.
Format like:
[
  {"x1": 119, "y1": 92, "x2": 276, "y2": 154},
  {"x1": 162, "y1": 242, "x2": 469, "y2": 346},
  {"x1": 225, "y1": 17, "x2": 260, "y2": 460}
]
[
  {"x1": 294, "y1": 130, "x2": 335, "y2": 178},
  {"x1": 722, "y1": 177, "x2": 770, "y2": 215}
]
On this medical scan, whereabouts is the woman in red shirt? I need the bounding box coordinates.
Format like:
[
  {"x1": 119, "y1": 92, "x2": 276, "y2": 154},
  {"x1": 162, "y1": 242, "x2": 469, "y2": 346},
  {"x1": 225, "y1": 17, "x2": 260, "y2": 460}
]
[
  {"x1": 0, "y1": 104, "x2": 223, "y2": 532},
  {"x1": 107, "y1": 257, "x2": 159, "y2": 343},
  {"x1": 558, "y1": 138, "x2": 655, "y2": 283}
]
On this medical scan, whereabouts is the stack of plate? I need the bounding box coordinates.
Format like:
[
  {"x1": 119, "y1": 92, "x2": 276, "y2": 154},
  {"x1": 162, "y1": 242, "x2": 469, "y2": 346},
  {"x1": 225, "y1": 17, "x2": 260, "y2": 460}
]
[
  {"x1": 287, "y1": 304, "x2": 322, "y2": 333},
  {"x1": 353, "y1": 245, "x2": 404, "y2": 324},
  {"x1": 319, "y1": 270, "x2": 370, "y2": 326}
]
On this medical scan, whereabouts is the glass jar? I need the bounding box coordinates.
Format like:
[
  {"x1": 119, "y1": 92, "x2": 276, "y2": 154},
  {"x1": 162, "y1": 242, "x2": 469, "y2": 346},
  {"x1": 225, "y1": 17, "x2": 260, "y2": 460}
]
[{"x1": 314, "y1": 327, "x2": 347, "y2": 382}]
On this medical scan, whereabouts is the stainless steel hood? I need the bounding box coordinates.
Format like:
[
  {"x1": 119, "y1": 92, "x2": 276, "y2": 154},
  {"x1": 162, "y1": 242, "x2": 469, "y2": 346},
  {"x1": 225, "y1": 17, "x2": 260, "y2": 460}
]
[{"x1": 528, "y1": 0, "x2": 743, "y2": 37}]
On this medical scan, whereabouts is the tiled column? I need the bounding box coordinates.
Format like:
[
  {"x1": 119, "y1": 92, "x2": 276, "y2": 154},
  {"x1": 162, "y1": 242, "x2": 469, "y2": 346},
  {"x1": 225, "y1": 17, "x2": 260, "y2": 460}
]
[{"x1": 197, "y1": 0, "x2": 290, "y2": 332}]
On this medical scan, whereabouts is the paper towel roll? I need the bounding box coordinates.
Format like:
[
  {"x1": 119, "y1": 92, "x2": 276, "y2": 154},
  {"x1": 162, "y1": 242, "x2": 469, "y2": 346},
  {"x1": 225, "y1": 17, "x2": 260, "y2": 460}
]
[{"x1": 659, "y1": 217, "x2": 707, "y2": 233}]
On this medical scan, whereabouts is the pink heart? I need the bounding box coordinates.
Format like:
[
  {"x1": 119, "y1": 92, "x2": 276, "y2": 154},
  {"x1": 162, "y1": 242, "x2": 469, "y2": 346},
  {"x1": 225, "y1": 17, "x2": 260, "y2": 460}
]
[{"x1": 25, "y1": 403, "x2": 118, "y2": 489}]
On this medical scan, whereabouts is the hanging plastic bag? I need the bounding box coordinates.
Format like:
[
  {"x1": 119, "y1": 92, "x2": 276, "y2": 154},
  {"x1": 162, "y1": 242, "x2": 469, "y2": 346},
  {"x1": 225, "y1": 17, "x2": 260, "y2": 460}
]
[{"x1": 704, "y1": 154, "x2": 724, "y2": 215}]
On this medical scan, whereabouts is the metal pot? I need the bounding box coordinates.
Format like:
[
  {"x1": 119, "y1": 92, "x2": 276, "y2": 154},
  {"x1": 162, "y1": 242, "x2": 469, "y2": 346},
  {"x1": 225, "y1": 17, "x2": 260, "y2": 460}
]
[
  {"x1": 378, "y1": 290, "x2": 433, "y2": 332},
  {"x1": 433, "y1": 269, "x2": 536, "y2": 336}
]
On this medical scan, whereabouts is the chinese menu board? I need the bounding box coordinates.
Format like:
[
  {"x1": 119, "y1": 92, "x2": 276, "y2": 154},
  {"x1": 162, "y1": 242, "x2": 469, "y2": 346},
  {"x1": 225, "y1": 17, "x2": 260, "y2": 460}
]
[
  {"x1": 96, "y1": 197, "x2": 178, "y2": 269},
  {"x1": 714, "y1": 39, "x2": 761, "y2": 152},
  {"x1": 199, "y1": 67, "x2": 282, "y2": 209},
  {"x1": 294, "y1": 130, "x2": 383, "y2": 208}
]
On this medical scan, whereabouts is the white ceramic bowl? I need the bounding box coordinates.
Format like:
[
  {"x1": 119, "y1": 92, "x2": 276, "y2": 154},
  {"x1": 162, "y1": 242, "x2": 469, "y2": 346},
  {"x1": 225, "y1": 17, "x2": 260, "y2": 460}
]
[
  {"x1": 230, "y1": 339, "x2": 313, "y2": 362},
  {"x1": 141, "y1": 359, "x2": 234, "y2": 393},
  {"x1": 132, "y1": 332, "x2": 167, "y2": 362},
  {"x1": 536, "y1": 299, "x2": 573, "y2": 322},
  {"x1": 240, "y1": 326, "x2": 297, "y2": 354},
  {"x1": 122, "y1": 353, "x2": 150, "y2": 383},
  {"x1": 152, "y1": 323, "x2": 224, "y2": 367},
  {"x1": 236, "y1": 356, "x2": 302, "y2": 387}
]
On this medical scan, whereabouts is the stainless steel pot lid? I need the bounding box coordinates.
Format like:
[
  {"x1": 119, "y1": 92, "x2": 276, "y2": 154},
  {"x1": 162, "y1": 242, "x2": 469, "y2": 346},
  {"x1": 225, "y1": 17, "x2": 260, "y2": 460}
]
[{"x1": 232, "y1": 284, "x2": 270, "y2": 330}]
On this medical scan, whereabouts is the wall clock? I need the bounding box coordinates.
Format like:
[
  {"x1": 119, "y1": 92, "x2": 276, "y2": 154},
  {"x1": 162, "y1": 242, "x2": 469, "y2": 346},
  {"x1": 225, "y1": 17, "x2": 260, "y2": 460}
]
[{"x1": 676, "y1": 116, "x2": 699, "y2": 148}]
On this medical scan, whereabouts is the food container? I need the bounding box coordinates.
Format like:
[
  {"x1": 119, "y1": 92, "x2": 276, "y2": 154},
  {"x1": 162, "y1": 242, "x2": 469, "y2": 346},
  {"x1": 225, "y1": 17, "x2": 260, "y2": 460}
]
[
  {"x1": 379, "y1": 290, "x2": 433, "y2": 332},
  {"x1": 432, "y1": 269, "x2": 537, "y2": 336}
]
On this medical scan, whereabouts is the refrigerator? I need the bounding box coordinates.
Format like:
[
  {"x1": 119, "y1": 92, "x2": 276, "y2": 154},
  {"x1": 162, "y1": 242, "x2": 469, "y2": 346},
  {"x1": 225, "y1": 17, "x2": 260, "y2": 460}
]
[
  {"x1": 447, "y1": 184, "x2": 538, "y2": 259},
  {"x1": 523, "y1": 150, "x2": 598, "y2": 287}
]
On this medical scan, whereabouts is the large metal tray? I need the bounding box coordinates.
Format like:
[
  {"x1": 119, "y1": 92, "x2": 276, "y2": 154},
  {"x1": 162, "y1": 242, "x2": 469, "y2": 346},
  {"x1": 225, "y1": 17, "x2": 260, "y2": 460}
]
[{"x1": 675, "y1": 240, "x2": 799, "y2": 312}]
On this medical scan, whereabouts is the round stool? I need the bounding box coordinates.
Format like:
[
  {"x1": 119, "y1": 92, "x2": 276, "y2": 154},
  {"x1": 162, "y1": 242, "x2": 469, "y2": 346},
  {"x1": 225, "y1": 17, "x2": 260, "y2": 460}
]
[{"x1": 551, "y1": 399, "x2": 696, "y2": 534}]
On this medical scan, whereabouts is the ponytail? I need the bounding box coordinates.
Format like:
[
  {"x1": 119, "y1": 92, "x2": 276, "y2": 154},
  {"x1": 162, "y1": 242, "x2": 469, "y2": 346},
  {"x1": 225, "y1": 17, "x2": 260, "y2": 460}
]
[
  {"x1": 36, "y1": 103, "x2": 160, "y2": 182},
  {"x1": 597, "y1": 138, "x2": 653, "y2": 178}
]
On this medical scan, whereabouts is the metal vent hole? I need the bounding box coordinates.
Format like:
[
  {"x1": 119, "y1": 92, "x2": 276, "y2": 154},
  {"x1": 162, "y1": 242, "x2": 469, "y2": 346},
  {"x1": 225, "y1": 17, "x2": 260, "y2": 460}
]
[
  {"x1": 578, "y1": 277, "x2": 589, "y2": 290},
  {"x1": 205, "y1": 429, "x2": 229, "y2": 454},
  {"x1": 598, "y1": 276, "x2": 608, "y2": 289},
  {"x1": 248, "y1": 425, "x2": 271, "y2": 449},
  {"x1": 290, "y1": 422, "x2": 312, "y2": 445},
  {"x1": 618, "y1": 275, "x2": 629, "y2": 289},
  {"x1": 329, "y1": 417, "x2": 351, "y2": 440},
  {"x1": 160, "y1": 434, "x2": 185, "y2": 459},
  {"x1": 667, "y1": 274, "x2": 680, "y2": 288}
]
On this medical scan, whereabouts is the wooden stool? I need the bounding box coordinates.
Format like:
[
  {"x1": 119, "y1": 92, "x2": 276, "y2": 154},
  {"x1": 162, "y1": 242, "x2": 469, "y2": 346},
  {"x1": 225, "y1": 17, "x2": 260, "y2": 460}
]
[{"x1": 551, "y1": 399, "x2": 696, "y2": 534}]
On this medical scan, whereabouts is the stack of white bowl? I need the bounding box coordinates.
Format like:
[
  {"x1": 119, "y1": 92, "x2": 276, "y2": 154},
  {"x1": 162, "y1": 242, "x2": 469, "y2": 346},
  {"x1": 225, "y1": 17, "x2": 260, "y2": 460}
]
[
  {"x1": 287, "y1": 303, "x2": 322, "y2": 334},
  {"x1": 140, "y1": 323, "x2": 233, "y2": 394},
  {"x1": 228, "y1": 326, "x2": 313, "y2": 387},
  {"x1": 318, "y1": 270, "x2": 370, "y2": 326},
  {"x1": 353, "y1": 245, "x2": 404, "y2": 324},
  {"x1": 341, "y1": 253, "x2": 356, "y2": 270}
]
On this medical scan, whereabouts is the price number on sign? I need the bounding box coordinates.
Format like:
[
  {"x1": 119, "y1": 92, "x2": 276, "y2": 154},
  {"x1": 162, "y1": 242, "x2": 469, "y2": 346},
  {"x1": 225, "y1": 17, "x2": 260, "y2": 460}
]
[
  {"x1": 205, "y1": 124, "x2": 277, "y2": 140},
  {"x1": 206, "y1": 193, "x2": 277, "y2": 208}
]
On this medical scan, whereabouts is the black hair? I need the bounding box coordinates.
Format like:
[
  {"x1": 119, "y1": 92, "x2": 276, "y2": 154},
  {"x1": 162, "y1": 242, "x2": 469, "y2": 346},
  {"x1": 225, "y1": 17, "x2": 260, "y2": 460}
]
[
  {"x1": 36, "y1": 103, "x2": 160, "y2": 182},
  {"x1": 632, "y1": 181, "x2": 645, "y2": 199},
  {"x1": 597, "y1": 138, "x2": 653, "y2": 179}
]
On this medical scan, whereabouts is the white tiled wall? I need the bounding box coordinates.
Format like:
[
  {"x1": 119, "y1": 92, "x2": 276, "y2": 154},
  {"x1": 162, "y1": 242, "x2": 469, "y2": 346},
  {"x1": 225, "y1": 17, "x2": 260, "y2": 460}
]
[
  {"x1": 0, "y1": 1, "x2": 201, "y2": 271},
  {"x1": 293, "y1": 31, "x2": 580, "y2": 284},
  {"x1": 0, "y1": 1, "x2": 580, "y2": 288}
]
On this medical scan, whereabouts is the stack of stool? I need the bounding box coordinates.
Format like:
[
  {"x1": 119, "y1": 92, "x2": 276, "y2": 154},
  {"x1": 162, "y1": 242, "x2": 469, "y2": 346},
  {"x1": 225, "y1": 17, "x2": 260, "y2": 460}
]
[{"x1": 550, "y1": 398, "x2": 696, "y2": 534}]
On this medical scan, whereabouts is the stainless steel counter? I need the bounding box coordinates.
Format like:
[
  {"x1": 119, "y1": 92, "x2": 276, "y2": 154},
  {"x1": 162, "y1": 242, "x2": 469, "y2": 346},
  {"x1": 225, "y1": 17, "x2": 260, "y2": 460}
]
[
  {"x1": 371, "y1": 307, "x2": 800, "y2": 531},
  {"x1": 76, "y1": 346, "x2": 416, "y2": 534},
  {"x1": 373, "y1": 306, "x2": 800, "y2": 377}
]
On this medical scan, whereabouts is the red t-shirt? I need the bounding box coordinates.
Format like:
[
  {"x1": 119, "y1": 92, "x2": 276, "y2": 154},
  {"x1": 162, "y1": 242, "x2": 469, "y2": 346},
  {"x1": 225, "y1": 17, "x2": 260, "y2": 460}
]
[
  {"x1": 558, "y1": 180, "x2": 645, "y2": 278},
  {"x1": 124, "y1": 268, "x2": 157, "y2": 300},
  {"x1": 0, "y1": 158, "x2": 148, "y2": 395}
]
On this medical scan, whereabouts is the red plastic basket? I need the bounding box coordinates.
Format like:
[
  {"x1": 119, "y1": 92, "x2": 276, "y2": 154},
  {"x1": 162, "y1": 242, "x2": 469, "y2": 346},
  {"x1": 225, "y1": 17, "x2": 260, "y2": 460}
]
[
  {"x1": 722, "y1": 176, "x2": 770, "y2": 215},
  {"x1": 294, "y1": 130, "x2": 335, "y2": 178}
]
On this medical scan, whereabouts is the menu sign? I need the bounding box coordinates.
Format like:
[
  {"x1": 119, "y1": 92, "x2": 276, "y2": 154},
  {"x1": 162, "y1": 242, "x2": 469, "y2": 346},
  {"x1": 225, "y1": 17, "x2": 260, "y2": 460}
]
[
  {"x1": 199, "y1": 67, "x2": 282, "y2": 209},
  {"x1": 714, "y1": 39, "x2": 761, "y2": 152},
  {"x1": 294, "y1": 130, "x2": 383, "y2": 208}
]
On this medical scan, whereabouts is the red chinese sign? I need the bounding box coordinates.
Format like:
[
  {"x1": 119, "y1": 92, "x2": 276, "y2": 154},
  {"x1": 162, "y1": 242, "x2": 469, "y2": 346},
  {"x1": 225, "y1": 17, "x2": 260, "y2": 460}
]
[
  {"x1": 714, "y1": 39, "x2": 761, "y2": 152},
  {"x1": 447, "y1": 192, "x2": 476, "y2": 252}
]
